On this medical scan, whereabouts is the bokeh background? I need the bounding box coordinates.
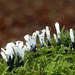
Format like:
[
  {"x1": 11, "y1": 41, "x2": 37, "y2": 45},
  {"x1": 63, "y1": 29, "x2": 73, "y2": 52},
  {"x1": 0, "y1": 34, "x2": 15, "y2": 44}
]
[{"x1": 0, "y1": 0, "x2": 75, "y2": 51}]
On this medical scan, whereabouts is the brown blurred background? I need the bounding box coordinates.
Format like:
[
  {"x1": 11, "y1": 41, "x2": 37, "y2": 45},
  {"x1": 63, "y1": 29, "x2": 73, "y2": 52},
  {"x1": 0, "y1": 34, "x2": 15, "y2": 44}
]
[{"x1": 0, "y1": 0, "x2": 75, "y2": 50}]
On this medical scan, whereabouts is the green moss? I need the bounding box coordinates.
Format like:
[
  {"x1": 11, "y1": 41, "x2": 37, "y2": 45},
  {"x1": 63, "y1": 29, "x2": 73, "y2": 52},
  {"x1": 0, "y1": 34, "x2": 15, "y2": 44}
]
[{"x1": 0, "y1": 27, "x2": 75, "y2": 75}]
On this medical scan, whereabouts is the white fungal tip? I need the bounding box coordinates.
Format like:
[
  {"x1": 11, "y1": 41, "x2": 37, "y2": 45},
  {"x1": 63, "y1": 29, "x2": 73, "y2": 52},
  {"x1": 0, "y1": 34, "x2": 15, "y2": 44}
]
[
  {"x1": 32, "y1": 32, "x2": 37, "y2": 38},
  {"x1": 42, "y1": 29, "x2": 46, "y2": 33},
  {"x1": 24, "y1": 34, "x2": 30, "y2": 41},
  {"x1": 16, "y1": 41, "x2": 23, "y2": 49},
  {"x1": 55, "y1": 22, "x2": 60, "y2": 31},
  {"x1": 46, "y1": 26, "x2": 49, "y2": 29},
  {"x1": 1, "y1": 52, "x2": 8, "y2": 62},
  {"x1": 53, "y1": 34, "x2": 58, "y2": 43},
  {"x1": 1, "y1": 48, "x2": 6, "y2": 53},
  {"x1": 26, "y1": 42, "x2": 31, "y2": 50},
  {"x1": 55, "y1": 22, "x2": 59, "y2": 26},
  {"x1": 70, "y1": 29, "x2": 74, "y2": 42},
  {"x1": 36, "y1": 31, "x2": 39, "y2": 35},
  {"x1": 55, "y1": 22, "x2": 60, "y2": 38},
  {"x1": 45, "y1": 26, "x2": 50, "y2": 41}
]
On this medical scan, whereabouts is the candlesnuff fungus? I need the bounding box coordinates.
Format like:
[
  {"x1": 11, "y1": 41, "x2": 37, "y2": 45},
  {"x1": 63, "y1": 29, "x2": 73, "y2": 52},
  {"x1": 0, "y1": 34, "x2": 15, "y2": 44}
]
[
  {"x1": 70, "y1": 29, "x2": 75, "y2": 49},
  {"x1": 0, "y1": 22, "x2": 75, "y2": 72},
  {"x1": 55, "y1": 22, "x2": 61, "y2": 45},
  {"x1": 36, "y1": 29, "x2": 47, "y2": 48},
  {"x1": 1, "y1": 41, "x2": 25, "y2": 71},
  {"x1": 46, "y1": 26, "x2": 51, "y2": 46},
  {"x1": 24, "y1": 33, "x2": 37, "y2": 52},
  {"x1": 1, "y1": 52, "x2": 8, "y2": 62},
  {"x1": 53, "y1": 34, "x2": 58, "y2": 44}
]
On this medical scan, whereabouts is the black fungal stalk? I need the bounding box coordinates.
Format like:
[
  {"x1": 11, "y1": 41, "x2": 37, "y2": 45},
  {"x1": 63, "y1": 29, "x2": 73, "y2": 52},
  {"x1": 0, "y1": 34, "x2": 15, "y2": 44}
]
[
  {"x1": 7, "y1": 55, "x2": 24, "y2": 71},
  {"x1": 41, "y1": 43, "x2": 44, "y2": 48},
  {"x1": 7, "y1": 55, "x2": 15, "y2": 71},
  {"x1": 58, "y1": 38, "x2": 61, "y2": 46},
  {"x1": 30, "y1": 45, "x2": 37, "y2": 52},
  {"x1": 72, "y1": 42, "x2": 75, "y2": 49},
  {"x1": 47, "y1": 40, "x2": 51, "y2": 47},
  {"x1": 16, "y1": 55, "x2": 24, "y2": 67}
]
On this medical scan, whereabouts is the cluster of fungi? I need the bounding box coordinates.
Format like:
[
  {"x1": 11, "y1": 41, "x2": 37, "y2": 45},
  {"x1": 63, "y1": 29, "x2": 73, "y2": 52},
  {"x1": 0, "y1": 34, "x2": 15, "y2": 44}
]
[{"x1": 0, "y1": 22, "x2": 75, "y2": 71}]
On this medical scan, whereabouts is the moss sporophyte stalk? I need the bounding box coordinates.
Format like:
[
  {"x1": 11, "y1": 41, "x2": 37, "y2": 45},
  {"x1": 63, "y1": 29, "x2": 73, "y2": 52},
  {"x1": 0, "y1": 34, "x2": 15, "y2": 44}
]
[{"x1": 0, "y1": 22, "x2": 75, "y2": 75}]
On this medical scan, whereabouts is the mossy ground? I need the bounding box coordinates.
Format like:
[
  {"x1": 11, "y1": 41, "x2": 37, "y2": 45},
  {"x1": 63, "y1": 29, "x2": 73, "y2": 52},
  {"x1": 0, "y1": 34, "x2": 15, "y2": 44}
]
[{"x1": 0, "y1": 27, "x2": 75, "y2": 75}]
